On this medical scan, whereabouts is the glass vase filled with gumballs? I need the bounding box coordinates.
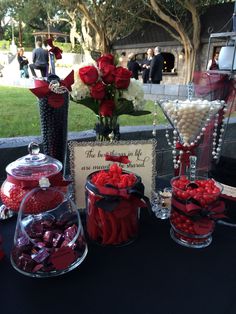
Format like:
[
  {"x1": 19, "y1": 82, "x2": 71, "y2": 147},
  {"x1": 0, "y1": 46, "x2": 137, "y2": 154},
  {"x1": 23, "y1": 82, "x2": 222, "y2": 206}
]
[
  {"x1": 11, "y1": 178, "x2": 88, "y2": 277},
  {"x1": 157, "y1": 97, "x2": 226, "y2": 176},
  {"x1": 157, "y1": 96, "x2": 227, "y2": 248},
  {"x1": 170, "y1": 173, "x2": 224, "y2": 248},
  {"x1": 0, "y1": 142, "x2": 70, "y2": 220}
]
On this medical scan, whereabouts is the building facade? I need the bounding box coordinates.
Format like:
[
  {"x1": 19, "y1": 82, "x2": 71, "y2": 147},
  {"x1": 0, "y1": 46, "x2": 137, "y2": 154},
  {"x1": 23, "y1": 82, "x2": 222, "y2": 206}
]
[{"x1": 113, "y1": 3, "x2": 234, "y2": 84}]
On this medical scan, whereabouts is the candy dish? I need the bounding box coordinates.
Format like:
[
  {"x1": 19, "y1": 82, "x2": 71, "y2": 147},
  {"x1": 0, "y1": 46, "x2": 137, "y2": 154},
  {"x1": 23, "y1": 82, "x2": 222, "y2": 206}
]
[
  {"x1": 11, "y1": 185, "x2": 88, "y2": 277},
  {"x1": 170, "y1": 175, "x2": 224, "y2": 248},
  {"x1": 0, "y1": 142, "x2": 69, "y2": 219}
]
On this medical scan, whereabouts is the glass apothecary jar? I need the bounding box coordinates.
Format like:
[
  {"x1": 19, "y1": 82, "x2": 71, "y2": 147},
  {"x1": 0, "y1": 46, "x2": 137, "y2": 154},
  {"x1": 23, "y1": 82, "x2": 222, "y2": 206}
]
[
  {"x1": 85, "y1": 164, "x2": 147, "y2": 246},
  {"x1": 170, "y1": 175, "x2": 224, "y2": 248},
  {"x1": 0, "y1": 142, "x2": 68, "y2": 219},
  {"x1": 11, "y1": 181, "x2": 88, "y2": 277}
]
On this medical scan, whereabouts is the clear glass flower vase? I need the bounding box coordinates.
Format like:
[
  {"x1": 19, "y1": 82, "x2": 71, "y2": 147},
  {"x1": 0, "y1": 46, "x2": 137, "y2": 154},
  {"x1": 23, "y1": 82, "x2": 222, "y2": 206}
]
[{"x1": 95, "y1": 115, "x2": 120, "y2": 141}]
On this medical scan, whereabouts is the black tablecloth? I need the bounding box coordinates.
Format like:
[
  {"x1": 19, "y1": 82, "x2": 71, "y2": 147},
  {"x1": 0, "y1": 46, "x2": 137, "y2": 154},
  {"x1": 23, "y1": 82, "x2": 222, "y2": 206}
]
[{"x1": 1, "y1": 207, "x2": 236, "y2": 314}]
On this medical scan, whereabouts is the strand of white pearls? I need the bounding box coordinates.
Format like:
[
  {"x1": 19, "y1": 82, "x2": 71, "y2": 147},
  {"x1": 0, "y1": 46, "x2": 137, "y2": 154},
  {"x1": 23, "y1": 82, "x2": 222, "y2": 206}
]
[
  {"x1": 152, "y1": 100, "x2": 159, "y2": 136},
  {"x1": 212, "y1": 106, "x2": 228, "y2": 160},
  {"x1": 160, "y1": 98, "x2": 226, "y2": 170}
]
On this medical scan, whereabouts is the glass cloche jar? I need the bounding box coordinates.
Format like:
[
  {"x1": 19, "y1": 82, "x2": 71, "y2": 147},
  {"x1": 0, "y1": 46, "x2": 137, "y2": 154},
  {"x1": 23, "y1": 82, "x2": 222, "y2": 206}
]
[
  {"x1": 0, "y1": 142, "x2": 68, "y2": 219},
  {"x1": 11, "y1": 178, "x2": 88, "y2": 277}
]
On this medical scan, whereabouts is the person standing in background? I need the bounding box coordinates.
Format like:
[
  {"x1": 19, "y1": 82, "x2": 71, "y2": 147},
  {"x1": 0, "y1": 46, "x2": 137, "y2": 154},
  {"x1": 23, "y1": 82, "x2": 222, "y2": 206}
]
[
  {"x1": 119, "y1": 51, "x2": 127, "y2": 68},
  {"x1": 127, "y1": 53, "x2": 141, "y2": 80},
  {"x1": 141, "y1": 48, "x2": 154, "y2": 83},
  {"x1": 17, "y1": 48, "x2": 29, "y2": 78},
  {"x1": 207, "y1": 52, "x2": 219, "y2": 70},
  {"x1": 29, "y1": 41, "x2": 49, "y2": 78},
  {"x1": 149, "y1": 46, "x2": 164, "y2": 84}
]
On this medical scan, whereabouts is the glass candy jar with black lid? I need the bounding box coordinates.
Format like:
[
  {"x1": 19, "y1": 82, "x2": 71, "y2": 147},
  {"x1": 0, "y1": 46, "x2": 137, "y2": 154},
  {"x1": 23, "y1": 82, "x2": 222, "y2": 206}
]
[
  {"x1": 0, "y1": 142, "x2": 68, "y2": 219},
  {"x1": 11, "y1": 178, "x2": 88, "y2": 277}
]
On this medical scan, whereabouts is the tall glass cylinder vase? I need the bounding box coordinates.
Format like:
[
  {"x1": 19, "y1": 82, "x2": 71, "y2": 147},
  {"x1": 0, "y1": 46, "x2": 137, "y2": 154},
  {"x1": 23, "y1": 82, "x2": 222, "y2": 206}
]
[
  {"x1": 38, "y1": 92, "x2": 69, "y2": 170},
  {"x1": 95, "y1": 115, "x2": 120, "y2": 141},
  {"x1": 31, "y1": 72, "x2": 74, "y2": 174}
]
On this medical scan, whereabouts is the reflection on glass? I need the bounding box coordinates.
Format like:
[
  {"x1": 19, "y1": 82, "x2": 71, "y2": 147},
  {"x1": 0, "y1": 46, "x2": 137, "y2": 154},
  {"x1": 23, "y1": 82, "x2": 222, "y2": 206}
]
[{"x1": 151, "y1": 188, "x2": 172, "y2": 220}]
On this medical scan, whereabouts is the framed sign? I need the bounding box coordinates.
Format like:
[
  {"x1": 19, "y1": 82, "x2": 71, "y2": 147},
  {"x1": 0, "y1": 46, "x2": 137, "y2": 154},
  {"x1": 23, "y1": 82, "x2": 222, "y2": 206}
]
[{"x1": 69, "y1": 139, "x2": 157, "y2": 209}]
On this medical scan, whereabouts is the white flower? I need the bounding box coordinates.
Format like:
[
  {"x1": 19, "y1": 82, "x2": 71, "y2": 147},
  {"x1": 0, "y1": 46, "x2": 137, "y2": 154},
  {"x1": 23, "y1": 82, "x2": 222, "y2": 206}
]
[
  {"x1": 71, "y1": 63, "x2": 94, "y2": 100},
  {"x1": 122, "y1": 79, "x2": 145, "y2": 111},
  {"x1": 71, "y1": 62, "x2": 103, "y2": 101},
  {"x1": 71, "y1": 76, "x2": 90, "y2": 101}
]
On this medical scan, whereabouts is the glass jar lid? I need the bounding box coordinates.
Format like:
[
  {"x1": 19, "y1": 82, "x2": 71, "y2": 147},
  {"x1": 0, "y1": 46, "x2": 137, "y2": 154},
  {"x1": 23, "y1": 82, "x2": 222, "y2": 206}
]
[{"x1": 6, "y1": 142, "x2": 62, "y2": 180}]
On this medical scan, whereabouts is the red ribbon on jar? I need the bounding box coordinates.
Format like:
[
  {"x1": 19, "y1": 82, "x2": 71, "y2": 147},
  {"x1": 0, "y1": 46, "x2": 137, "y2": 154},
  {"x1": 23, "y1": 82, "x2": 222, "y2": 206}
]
[{"x1": 171, "y1": 195, "x2": 226, "y2": 220}]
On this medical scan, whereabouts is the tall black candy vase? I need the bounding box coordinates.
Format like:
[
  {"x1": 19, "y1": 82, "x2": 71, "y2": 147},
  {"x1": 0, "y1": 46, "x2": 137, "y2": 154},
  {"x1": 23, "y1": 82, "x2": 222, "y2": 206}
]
[{"x1": 38, "y1": 92, "x2": 69, "y2": 169}]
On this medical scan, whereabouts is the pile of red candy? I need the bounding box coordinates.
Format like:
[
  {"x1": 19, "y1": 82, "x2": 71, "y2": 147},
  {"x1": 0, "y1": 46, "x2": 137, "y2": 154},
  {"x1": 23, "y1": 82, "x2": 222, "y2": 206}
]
[
  {"x1": 87, "y1": 164, "x2": 143, "y2": 246},
  {"x1": 170, "y1": 176, "x2": 222, "y2": 243},
  {"x1": 171, "y1": 176, "x2": 221, "y2": 206},
  {"x1": 91, "y1": 163, "x2": 137, "y2": 188},
  {"x1": 1, "y1": 184, "x2": 63, "y2": 214}
]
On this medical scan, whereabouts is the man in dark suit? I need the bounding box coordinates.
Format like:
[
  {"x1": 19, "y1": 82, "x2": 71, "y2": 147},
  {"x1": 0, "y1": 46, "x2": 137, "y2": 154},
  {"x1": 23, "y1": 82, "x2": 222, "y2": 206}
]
[
  {"x1": 29, "y1": 41, "x2": 49, "y2": 78},
  {"x1": 149, "y1": 46, "x2": 164, "y2": 84}
]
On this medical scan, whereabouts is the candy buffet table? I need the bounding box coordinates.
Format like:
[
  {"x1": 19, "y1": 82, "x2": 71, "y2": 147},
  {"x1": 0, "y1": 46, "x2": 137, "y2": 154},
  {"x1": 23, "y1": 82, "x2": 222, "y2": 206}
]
[{"x1": 1, "y1": 206, "x2": 236, "y2": 314}]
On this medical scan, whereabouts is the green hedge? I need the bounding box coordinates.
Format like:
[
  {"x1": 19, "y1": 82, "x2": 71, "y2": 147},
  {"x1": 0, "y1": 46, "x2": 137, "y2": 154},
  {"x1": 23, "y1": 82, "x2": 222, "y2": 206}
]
[
  {"x1": 54, "y1": 42, "x2": 82, "y2": 53},
  {"x1": 0, "y1": 40, "x2": 10, "y2": 51}
]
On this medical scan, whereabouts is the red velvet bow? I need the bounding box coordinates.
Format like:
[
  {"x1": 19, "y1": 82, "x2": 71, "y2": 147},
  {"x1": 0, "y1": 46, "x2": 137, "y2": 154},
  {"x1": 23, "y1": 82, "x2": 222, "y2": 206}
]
[
  {"x1": 171, "y1": 196, "x2": 226, "y2": 220},
  {"x1": 46, "y1": 38, "x2": 63, "y2": 59},
  {"x1": 105, "y1": 154, "x2": 131, "y2": 164},
  {"x1": 30, "y1": 71, "x2": 74, "y2": 108}
]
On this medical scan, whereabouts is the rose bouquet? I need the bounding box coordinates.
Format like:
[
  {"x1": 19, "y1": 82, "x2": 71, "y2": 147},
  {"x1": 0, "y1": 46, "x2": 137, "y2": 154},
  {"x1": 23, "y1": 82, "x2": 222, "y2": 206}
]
[{"x1": 71, "y1": 53, "x2": 150, "y2": 141}]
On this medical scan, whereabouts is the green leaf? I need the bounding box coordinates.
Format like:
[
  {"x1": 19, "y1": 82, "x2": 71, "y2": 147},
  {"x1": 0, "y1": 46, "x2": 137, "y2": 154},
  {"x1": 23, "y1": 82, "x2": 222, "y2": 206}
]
[
  {"x1": 115, "y1": 98, "x2": 151, "y2": 116},
  {"x1": 71, "y1": 97, "x2": 99, "y2": 115},
  {"x1": 115, "y1": 98, "x2": 134, "y2": 115}
]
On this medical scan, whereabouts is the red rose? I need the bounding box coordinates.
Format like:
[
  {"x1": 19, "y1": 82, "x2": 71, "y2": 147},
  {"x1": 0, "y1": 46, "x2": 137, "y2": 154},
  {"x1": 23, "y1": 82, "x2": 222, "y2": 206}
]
[
  {"x1": 99, "y1": 99, "x2": 115, "y2": 117},
  {"x1": 97, "y1": 54, "x2": 114, "y2": 69},
  {"x1": 114, "y1": 67, "x2": 132, "y2": 89},
  {"x1": 79, "y1": 66, "x2": 99, "y2": 85},
  {"x1": 90, "y1": 81, "x2": 106, "y2": 100},
  {"x1": 101, "y1": 64, "x2": 116, "y2": 84}
]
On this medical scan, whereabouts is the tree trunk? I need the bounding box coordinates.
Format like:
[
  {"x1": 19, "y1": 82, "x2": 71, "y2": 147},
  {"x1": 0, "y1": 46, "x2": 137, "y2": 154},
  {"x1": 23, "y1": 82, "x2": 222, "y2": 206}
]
[{"x1": 18, "y1": 20, "x2": 23, "y2": 47}]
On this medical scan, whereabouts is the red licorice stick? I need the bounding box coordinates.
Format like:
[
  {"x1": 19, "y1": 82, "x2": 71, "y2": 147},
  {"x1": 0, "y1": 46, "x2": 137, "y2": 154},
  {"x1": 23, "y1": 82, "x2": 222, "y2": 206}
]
[
  {"x1": 113, "y1": 200, "x2": 132, "y2": 219},
  {"x1": 98, "y1": 208, "x2": 110, "y2": 244},
  {"x1": 105, "y1": 211, "x2": 118, "y2": 244}
]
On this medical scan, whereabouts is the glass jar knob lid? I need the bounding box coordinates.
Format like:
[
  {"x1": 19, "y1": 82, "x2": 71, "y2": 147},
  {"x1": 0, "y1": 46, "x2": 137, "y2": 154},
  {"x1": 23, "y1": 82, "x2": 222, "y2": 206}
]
[{"x1": 28, "y1": 142, "x2": 40, "y2": 155}]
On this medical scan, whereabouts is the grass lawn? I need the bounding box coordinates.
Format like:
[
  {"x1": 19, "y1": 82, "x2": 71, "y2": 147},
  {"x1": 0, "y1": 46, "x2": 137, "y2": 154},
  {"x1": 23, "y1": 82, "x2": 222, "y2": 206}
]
[{"x1": 0, "y1": 86, "x2": 166, "y2": 138}]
